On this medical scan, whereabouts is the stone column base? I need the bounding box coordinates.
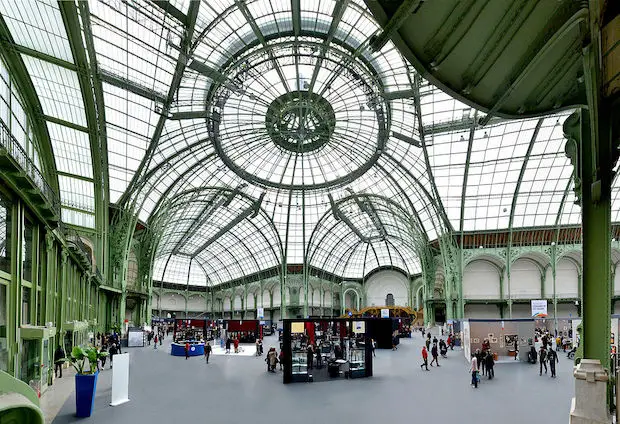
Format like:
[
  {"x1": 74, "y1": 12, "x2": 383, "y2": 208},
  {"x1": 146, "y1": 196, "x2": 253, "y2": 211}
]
[{"x1": 569, "y1": 359, "x2": 612, "y2": 424}]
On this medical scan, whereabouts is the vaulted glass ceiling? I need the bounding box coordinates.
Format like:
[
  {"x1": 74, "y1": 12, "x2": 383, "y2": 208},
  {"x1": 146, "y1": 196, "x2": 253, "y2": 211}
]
[{"x1": 0, "y1": 0, "x2": 601, "y2": 288}]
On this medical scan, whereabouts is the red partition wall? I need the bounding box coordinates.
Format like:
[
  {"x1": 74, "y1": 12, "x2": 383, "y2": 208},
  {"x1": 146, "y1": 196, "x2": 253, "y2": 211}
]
[
  {"x1": 227, "y1": 320, "x2": 259, "y2": 332},
  {"x1": 305, "y1": 322, "x2": 315, "y2": 345}
]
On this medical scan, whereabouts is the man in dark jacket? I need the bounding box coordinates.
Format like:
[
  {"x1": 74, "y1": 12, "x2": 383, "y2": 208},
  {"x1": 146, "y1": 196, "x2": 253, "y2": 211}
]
[
  {"x1": 204, "y1": 341, "x2": 212, "y2": 363},
  {"x1": 54, "y1": 345, "x2": 65, "y2": 378},
  {"x1": 539, "y1": 346, "x2": 547, "y2": 376},
  {"x1": 109, "y1": 343, "x2": 118, "y2": 369},
  {"x1": 485, "y1": 351, "x2": 495, "y2": 379},
  {"x1": 547, "y1": 347, "x2": 559, "y2": 377},
  {"x1": 430, "y1": 343, "x2": 440, "y2": 366}
]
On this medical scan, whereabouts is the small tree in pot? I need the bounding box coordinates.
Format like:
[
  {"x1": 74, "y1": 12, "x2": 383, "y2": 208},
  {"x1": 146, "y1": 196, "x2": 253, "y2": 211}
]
[{"x1": 64, "y1": 346, "x2": 108, "y2": 417}]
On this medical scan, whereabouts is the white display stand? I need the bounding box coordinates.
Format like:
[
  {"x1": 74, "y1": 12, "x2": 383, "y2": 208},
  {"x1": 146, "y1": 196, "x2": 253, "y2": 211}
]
[{"x1": 110, "y1": 353, "x2": 130, "y2": 406}]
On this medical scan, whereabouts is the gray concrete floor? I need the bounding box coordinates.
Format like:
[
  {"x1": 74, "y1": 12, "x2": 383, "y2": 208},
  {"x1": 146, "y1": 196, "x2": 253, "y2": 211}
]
[{"x1": 48, "y1": 330, "x2": 574, "y2": 424}]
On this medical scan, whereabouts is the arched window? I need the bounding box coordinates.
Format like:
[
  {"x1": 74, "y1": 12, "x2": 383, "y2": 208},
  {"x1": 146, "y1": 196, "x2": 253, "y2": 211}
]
[{"x1": 386, "y1": 293, "x2": 395, "y2": 306}]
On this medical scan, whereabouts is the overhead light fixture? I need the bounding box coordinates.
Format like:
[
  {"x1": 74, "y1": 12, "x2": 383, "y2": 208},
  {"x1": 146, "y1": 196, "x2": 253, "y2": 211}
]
[
  {"x1": 551, "y1": 242, "x2": 555, "y2": 246},
  {"x1": 460, "y1": 135, "x2": 465, "y2": 141},
  {"x1": 479, "y1": 245, "x2": 483, "y2": 249}
]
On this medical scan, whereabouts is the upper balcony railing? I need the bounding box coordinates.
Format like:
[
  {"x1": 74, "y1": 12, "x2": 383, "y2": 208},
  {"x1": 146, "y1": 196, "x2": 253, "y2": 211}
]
[{"x1": 0, "y1": 118, "x2": 61, "y2": 218}]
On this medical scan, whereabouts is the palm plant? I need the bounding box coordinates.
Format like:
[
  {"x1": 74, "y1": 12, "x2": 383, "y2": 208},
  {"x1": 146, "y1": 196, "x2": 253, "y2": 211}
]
[{"x1": 64, "y1": 346, "x2": 109, "y2": 375}]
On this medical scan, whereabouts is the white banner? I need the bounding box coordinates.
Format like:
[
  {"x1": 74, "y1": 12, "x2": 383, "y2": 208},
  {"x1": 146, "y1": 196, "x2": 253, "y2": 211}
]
[
  {"x1": 531, "y1": 300, "x2": 548, "y2": 318},
  {"x1": 127, "y1": 331, "x2": 144, "y2": 347},
  {"x1": 353, "y1": 321, "x2": 365, "y2": 334},
  {"x1": 257, "y1": 307, "x2": 264, "y2": 319},
  {"x1": 380, "y1": 308, "x2": 390, "y2": 318},
  {"x1": 110, "y1": 353, "x2": 130, "y2": 407}
]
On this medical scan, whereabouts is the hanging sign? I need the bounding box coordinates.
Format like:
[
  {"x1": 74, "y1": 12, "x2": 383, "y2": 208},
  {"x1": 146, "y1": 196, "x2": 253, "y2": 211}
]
[
  {"x1": 380, "y1": 308, "x2": 390, "y2": 318},
  {"x1": 353, "y1": 321, "x2": 366, "y2": 334},
  {"x1": 257, "y1": 307, "x2": 264, "y2": 319},
  {"x1": 531, "y1": 300, "x2": 548, "y2": 318}
]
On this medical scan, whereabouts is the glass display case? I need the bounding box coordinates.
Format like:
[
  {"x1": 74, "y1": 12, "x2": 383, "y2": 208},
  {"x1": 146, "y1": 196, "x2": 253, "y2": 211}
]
[
  {"x1": 349, "y1": 348, "x2": 366, "y2": 378},
  {"x1": 291, "y1": 351, "x2": 308, "y2": 375}
]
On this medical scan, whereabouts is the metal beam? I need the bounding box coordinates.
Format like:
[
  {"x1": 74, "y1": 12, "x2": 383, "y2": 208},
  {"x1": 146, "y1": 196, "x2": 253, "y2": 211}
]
[
  {"x1": 0, "y1": 41, "x2": 77, "y2": 70},
  {"x1": 307, "y1": 0, "x2": 348, "y2": 93},
  {"x1": 458, "y1": 112, "x2": 477, "y2": 233},
  {"x1": 235, "y1": 0, "x2": 290, "y2": 92},
  {"x1": 43, "y1": 115, "x2": 89, "y2": 133},
  {"x1": 369, "y1": 0, "x2": 423, "y2": 52},
  {"x1": 169, "y1": 110, "x2": 212, "y2": 120},
  {"x1": 291, "y1": 0, "x2": 301, "y2": 37},
  {"x1": 151, "y1": 0, "x2": 188, "y2": 25},
  {"x1": 191, "y1": 193, "x2": 264, "y2": 258},
  {"x1": 99, "y1": 70, "x2": 167, "y2": 104},
  {"x1": 328, "y1": 194, "x2": 371, "y2": 243},
  {"x1": 382, "y1": 88, "x2": 416, "y2": 100},
  {"x1": 118, "y1": 0, "x2": 201, "y2": 206},
  {"x1": 391, "y1": 131, "x2": 421, "y2": 147}
]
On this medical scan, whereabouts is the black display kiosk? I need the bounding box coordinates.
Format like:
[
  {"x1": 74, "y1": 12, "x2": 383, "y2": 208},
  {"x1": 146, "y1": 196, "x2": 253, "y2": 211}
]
[{"x1": 282, "y1": 318, "x2": 375, "y2": 384}]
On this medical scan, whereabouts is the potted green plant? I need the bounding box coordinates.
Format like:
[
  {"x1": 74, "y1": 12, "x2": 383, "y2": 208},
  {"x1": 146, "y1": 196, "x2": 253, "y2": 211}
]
[{"x1": 64, "y1": 346, "x2": 108, "y2": 417}]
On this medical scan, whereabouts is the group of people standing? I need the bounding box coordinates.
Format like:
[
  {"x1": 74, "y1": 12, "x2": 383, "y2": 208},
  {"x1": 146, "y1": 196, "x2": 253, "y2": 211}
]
[{"x1": 147, "y1": 328, "x2": 164, "y2": 349}]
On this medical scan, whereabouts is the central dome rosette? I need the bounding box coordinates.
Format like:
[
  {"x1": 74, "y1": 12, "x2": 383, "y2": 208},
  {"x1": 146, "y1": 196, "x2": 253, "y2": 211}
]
[{"x1": 207, "y1": 39, "x2": 389, "y2": 191}]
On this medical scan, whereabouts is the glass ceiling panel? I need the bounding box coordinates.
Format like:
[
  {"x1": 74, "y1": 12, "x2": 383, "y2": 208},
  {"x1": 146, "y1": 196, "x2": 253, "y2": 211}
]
[
  {"x1": 61, "y1": 209, "x2": 95, "y2": 229},
  {"x1": 0, "y1": 0, "x2": 74, "y2": 62},
  {"x1": 58, "y1": 174, "x2": 95, "y2": 212},
  {"x1": 103, "y1": 82, "x2": 159, "y2": 203},
  {"x1": 21, "y1": 55, "x2": 86, "y2": 126},
  {"x1": 89, "y1": 0, "x2": 179, "y2": 97},
  {"x1": 512, "y1": 114, "x2": 573, "y2": 228},
  {"x1": 46, "y1": 122, "x2": 93, "y2": 179}
]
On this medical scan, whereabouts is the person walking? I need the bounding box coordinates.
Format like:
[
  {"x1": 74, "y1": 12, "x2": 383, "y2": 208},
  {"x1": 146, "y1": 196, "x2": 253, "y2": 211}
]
[
  {"x1": 307, "y1": 345, "x2": 314, "y2": 370},
  {"x1": 154, "y1": 334, "x2": 158, "y2": 349},
  {"x1": 256, "y1": 339, "x2": 261, "y2": 356},
  {"x1": 279, "y1": 349, "x2": 285, "y2": 370},
  {"x1": 430, "y1": 343, "x2": 440, "y2": 367},
  {"x1": 109, "y1": 343, "x2": 118, "y2": 369},
  {"x1": 539, "y1": 346, "x2": 548, "y2": 375},
  {"x1": 470, "y1": 354, "x2": 479, "y2": 388},
  {"x1": 225, "y1": 337, "x2": 231, "y2": 354},
  {"x1": 204, "y1": 341, "x2": 212, "y2": 364},
  {"x1": 54, "y1": 345, "x2": 65, "y2": 378},
  {"x1": 547, "y1": 347, "x2": 559, "y2": 378},
  {"x1": 100, "y1": 344, "x2": 108, "y2": 369},
  {"x1": 514, "y1": 338, "x2": 519, "y2": 360},
  {"x1": 233, "y1": 337, "x2": 240, "y2": 354},
  {"x1": 420, "y1": 346, "x2": 429, "y2": 371},
  {"x1": 185, "y1": 341, "x2": 190, "y2": 360},
  {"x1": 371, "y1": 338, "x2": 376, "y2": 357},
  {"x1": 485, "y1": 351, "x2": 495, "y2": 379},
  {"x1": 147, "y1": 331, "x2": 152, "y2": 346},
  {"x1": 425, "y1": 337, "x2": 431, "y2": 350}
]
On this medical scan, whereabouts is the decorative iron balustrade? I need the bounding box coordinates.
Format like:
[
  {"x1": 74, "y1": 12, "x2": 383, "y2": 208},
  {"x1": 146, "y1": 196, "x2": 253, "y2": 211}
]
[{"x1": 0, "y1": 118, "x2": 60, "y2": 217}]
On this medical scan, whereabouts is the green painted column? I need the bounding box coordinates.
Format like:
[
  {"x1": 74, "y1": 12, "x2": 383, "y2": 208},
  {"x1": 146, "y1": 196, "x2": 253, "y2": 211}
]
[
  {"x1": 57, "y1": 250, "x2": 68, "y2": 340},
  {"x1": 564, "y1": 108, "x2": 612, "y2": 371}
]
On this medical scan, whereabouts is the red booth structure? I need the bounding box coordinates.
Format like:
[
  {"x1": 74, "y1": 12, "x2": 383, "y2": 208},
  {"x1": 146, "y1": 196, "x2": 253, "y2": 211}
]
[
  {"x1": 173, "y1": 319, "x2": 212, "y2": 342},
  {"x1": 225, "y1": 320, "x2": 262, "y2": 342}
]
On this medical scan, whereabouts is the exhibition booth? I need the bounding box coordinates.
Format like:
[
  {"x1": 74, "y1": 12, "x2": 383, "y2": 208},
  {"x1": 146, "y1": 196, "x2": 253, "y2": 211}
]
[
  {"x1": 170, "y1": 319, "x2": 212, "y2": 357},
  {"x1": 225, "y1": 320, "x2": 261, "y2": 342},
  {"x1": 282, "y1": 318, "x2": 376, "y2": 384},
  {"x1": 462, "y1": 319, "x2": 535, "y2": 362}
]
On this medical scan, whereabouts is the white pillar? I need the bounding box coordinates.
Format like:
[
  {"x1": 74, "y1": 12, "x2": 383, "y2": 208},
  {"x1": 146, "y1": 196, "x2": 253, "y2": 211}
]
[{"x1": 569, "y1": 359, "x2": 612, "y2": 424}]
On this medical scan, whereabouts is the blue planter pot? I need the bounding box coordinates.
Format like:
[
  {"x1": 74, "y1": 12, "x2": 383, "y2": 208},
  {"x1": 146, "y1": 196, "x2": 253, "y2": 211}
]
[{"x1": 75, "y1": 372, "x2": 99, "y2": 417}]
